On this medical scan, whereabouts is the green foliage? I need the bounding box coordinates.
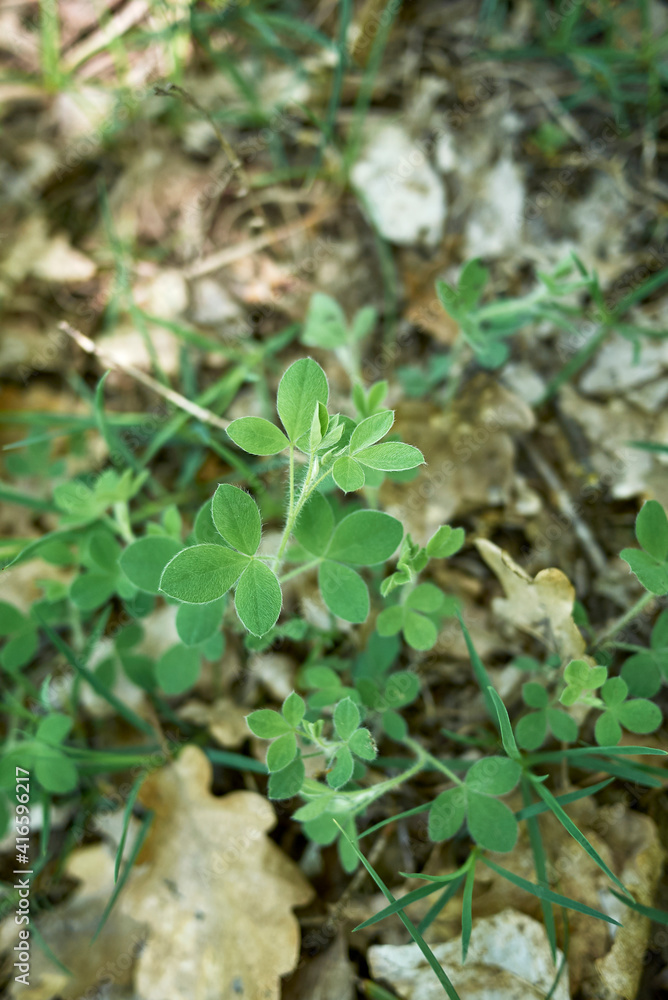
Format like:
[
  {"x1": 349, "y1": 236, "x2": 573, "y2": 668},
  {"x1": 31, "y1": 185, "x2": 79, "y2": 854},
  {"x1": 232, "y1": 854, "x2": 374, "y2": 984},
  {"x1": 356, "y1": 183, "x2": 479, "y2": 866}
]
[{"x1": 621, "y1": 501, "x2": 668, "y2": 595}]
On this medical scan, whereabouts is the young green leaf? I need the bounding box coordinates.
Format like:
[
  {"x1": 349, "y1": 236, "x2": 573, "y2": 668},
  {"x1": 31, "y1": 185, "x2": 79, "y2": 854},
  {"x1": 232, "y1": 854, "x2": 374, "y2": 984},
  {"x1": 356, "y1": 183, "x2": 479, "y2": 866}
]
[
  {"x1": 327, "y1": 510, "x2": 403, "y2": 565},
  {"x1": 36, "y1": 713, "x2": 72, "y2": 746},
  {"x1": 175, "y1": 598, "x2": 224, "y2": 646},
  {"x1": 268, "y1": 755, "x2": 305, "y2": 799},
  {"x1": 34, "y1": 747, "x2": 78, "y2": 794},
  {"x1": 327, "y1": 745, "x2": 354, "y2": 788},
  {"x1": 160, "y1": 545, "x2": 249, "y2": 604},
  {"x1": 282, "y1": 691, "x2": 306, "y2": 727},
  {"x1": 266, "y1": 731, "x2": 298, "y2": 772},
  {"x1": 620, "y1": 548, "x2": 668, "y2": 595},
  {"x1": 293, "y1": 491, "x2": 334, "y2": 556},
  {"x1": 467, "y1": 792, "x2": 518, "y2": 852},
  {"x1": 465, "y1": 757, "x2": 521, "y2": 795},
  {"x1": 349, "y1": 410, "x2": 395, "y2": 453},
  {"x1": 355, "y1": 441, "x2": 424, "y2": 471},
  {"x1": 428, "y1": 787, "x2": 467, "y2": 842},
  {"x1": 276, "y1": 358, "x2": 329, "y2": 446},
  {"x1": 120, "y1": 536, "x2": 183, "y2": 594},
  {"x1": 212, "y1": 484, "x2": 261, "y2": 556},
  {"x1": 226, "y1": 417, "x2": 289, "y2": 456},
  {"x1": 302, "y1": 292, "x2": 348, "y2": 349},
  {"x1": 234, "y1": 560, "x2": 282, "y2": 636},
  {"x1": 348, "y1": 728, "x2": 377, "y2": 760},
  {"x1": 636, "y1": 499, "x2": 668, "y2": 561},
  {"x1": 156, "y1": 644, "x2": 201, "y2": 695},
  {"x1": 426, "y1": 525, "x2": 465, "y2": 559},
  {"x1": 246, "y1": 709, "x2": 293, "y2": 738},
  {"x1": 334, "y1": 697, "x2": 360, "y2": 740},
  {"x1": 318, "y1": 561, "x2": 369, "y2": 623},
  {"x1": 403, "y1": 610, "x2": 438, "y2": 651},
  {"x1": 332, "y1": 456, "x2": 365, "y2": 493}
]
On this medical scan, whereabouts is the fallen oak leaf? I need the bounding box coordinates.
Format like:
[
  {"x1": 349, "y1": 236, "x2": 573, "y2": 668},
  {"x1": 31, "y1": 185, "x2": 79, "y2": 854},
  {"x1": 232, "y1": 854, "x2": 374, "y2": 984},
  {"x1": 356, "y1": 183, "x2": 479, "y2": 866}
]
[
  {"x1": 476, "y1": 538, "x2": 588, "y2": 664},
  {"x1": 120, "y1": 745, "x2": 313, "y2": 1000}
]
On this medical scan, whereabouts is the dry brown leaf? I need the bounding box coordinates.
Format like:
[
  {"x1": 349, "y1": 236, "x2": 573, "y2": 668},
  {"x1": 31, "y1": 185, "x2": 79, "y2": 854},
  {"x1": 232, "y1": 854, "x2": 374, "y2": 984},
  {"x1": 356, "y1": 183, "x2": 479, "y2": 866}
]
[
  {"x1": 0, "y1": 843, "x2": 146, "y2": 1000},
  {"x1": 178, "y1": 697, "x2": 250, "y2": 748},
  {"x1": 121, "y1": 745, "x2": 313, "y2": 1000},
  {"x1": 475, "y1": 537, "x2": 587, "y2": 663}
]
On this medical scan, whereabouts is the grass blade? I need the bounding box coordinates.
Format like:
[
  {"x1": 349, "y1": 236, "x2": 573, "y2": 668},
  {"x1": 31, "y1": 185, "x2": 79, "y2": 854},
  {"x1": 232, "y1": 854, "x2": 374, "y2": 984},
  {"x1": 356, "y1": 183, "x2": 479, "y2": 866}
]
[
  {"x1": 457, "y1": 611, "x2": 497, "y2": 727},
  {"x1": 528, "y1": 774, "x2": 631, "y2": 896},
  {"x1": 609, "y1": 890, "x2": 668, "y2": 924},
  {"x1": 92, "y1": 810, "x2": 153, "y2": 942},
  {"x1": 486, "y1": 686, "x2": 520, "y2": 759},
  {"x1": 480, "y1": 856, "x2": 622, "y2": 925},
  {"x1": 521, "y1": 776, "x2": 557, "y2": 962},
  {"x1": 417, "y1": 875, "x2": 467, "y2": 934},
  {"x1": 336, "y1": 822, "x2": 462, "y2": 1000},
  {"x1": 354, "y1": 876, "x2": 464, "y2": 931},
  {"x1": 36, "y1": 616, "x2": 156, "y2": 738},
  {"x1": 461, "y1": 859, "x2": 476, "y2": 963}
]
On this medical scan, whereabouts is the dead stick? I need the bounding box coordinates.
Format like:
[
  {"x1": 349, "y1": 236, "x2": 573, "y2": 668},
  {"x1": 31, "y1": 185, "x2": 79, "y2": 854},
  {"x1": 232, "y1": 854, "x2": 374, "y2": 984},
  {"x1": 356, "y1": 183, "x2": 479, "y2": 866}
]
[{"x1": 58, "y1": 321, "x2": 230, "y2": 432}]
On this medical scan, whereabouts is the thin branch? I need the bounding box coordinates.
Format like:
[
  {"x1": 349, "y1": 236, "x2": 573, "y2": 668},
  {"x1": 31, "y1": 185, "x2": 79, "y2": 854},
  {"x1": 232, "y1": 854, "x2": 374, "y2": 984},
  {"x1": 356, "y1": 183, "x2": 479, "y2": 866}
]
[{"x1": 58, "y1": 321, "x2": 230, "y2": 432}]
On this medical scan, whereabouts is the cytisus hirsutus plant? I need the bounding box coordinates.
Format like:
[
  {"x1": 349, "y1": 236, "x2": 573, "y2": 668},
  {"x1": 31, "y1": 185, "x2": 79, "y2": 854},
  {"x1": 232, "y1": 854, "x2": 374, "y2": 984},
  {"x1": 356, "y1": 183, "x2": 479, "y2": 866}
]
[{"x1": 2, "y1": 341, "x2": 668, "y2": 1000}]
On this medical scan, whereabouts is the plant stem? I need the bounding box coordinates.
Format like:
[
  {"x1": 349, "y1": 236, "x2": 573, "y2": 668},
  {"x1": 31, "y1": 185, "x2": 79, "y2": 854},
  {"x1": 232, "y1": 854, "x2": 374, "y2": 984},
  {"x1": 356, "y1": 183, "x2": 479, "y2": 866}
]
[
  {"x1": 279, "y1": 558, "x2": 321, "y2": 584},
  {"x1": 403, "y1": 737, "x2": 464, "y2": 786},
  {"x1": 594, "y1": 591, "x2": 656, "y2": 648}
]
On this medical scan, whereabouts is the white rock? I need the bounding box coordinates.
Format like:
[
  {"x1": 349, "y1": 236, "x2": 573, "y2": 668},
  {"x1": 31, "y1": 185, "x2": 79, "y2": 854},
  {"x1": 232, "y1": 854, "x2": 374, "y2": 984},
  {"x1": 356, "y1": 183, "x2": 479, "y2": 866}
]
[
  {"x1": 465, "y1": 157, "x2": 525, "y2": 258},
  {"x1": 580, "y1": 331, "x2": 668, "y2": 395},
  {"x1": 351, "y1": 124, "x2": 447, "y2": 247},
  {"x1": 368, "y1": 909, "x2": 570, "y2": 1000},
  {"x1": 190, "y1": 278, "x2": 243, "y2": 325}
]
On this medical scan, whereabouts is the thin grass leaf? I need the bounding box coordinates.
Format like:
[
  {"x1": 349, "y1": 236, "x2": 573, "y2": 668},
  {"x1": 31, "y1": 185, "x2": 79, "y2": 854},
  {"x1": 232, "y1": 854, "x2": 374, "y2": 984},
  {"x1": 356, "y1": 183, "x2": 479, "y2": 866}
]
[
  {"x1": 457, "y1": 611, "x2": 497, "y2": 726},
  {"x1": 521, "y1": 776, "x2": 557, "y2": 962},
  {"x1": 36, "y1": 616, "x2": 155, "y2": 738},
  {"x1": 610, "y1": 890, "x2": 668, "y2": 924},
  {"x1": 486, "y1": 686, "x2": 520, "y2": 759},
  {"x1": 516, "y1": 778, "x2": 614, "y2": 821},
  {"x1": 481, "y1": 856, "x2": 622, "y2": 925},
  {"x1": 336, "y1": 822, "x2": 462, "y2": 1000},
  {"x1": 30, "y1": 920, "x2": 72, "y2": 977},
  {"x1": 529, "y1": 774, "x2": 631, "y2": 896},
  {"x1": 417, "y1": 875, "x2": 467, "y2": 934},
  {"x1": 205, "y1": 748, "x2": 268, "y2": 774},
  {"x1": 92, "y1": 811, "x2": 153, "y2": 942},
  {"x1": 0, "y1": 484, "x2": 59, "y2": 512},
  {"x1": 354, "y1": 879, "x2": 454, "y2": 932},
  {"x1": 545, "y1": 912, "x2": 569, "y2": 1000},
  {"x1": 94, "y1": 371, "x2": 139, "y2": 471},
  {"x1": 359, "y1": 801, "x2": 431, "y2": 839},
  {"x1": 115, "y1": 775, "x2": 145, "y2": 882},
  {"x1": 461, "y1": 859, "x2": 476, "y2": 963}
]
